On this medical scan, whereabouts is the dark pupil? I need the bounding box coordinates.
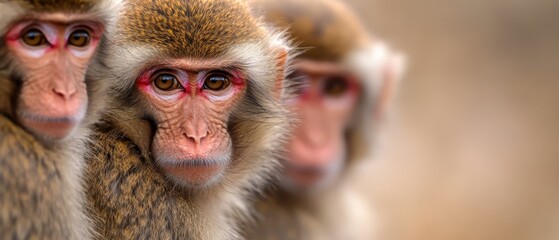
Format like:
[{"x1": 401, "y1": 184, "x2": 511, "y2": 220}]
[
  {"x1": 206, "y1": 75, "x2": 227, "y2": 90},
  {"x1": 210, "y1": 76, "x2": 225, "y2": 83},
  {"x1": 161, "y1": 76, "x2": 173, "y2": 83},
  {"x1": 27, "y1": 32, "x2": 39, "y2": 39},
  {"x1": 323, "y1": 77, "x2": 348, "y2": 97},
  {"x1": 73, "y1": 31, "x2": 87, "y2": 38},
  {"x1": 156, "y1": 75, "x2": 175, "y2": 90}
]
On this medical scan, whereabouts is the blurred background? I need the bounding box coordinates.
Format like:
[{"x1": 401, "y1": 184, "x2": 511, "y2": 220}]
[{"x1": 343, "y1": 0, "x2": 559, "y2": 239}]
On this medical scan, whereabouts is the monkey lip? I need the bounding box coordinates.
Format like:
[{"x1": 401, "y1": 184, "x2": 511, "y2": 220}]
[
  {"x1": 18, "y1": 113, "x2": 82, "y2": 140},
  {"x1": 283, "y1": 159, "x2": 328, "y2": 174},
  {"x1": 158, "y1": 156, "x2": 230, "y2": 188}
]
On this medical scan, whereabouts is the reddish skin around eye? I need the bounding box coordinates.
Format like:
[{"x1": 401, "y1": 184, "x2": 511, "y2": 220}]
[
  {"x1": 6, "y1": 15, "x2": 104, "y2": 141},
  {"x1": 136, "y1": 61, "x2": 247, "y2": 188}
]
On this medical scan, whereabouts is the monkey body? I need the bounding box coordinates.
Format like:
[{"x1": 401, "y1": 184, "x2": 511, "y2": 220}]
[{"x1": 0, "y1": 115, "x2": 91, "y2": 239}]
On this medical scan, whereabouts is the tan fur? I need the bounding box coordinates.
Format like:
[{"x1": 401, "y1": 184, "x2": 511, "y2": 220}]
[
  {"x1": 244, "y1": 0, "x2": 403, "y2": 239},
  {"x1": 84, "y1": 0, "x2": 292, "y2": 239},
  {"x1": 250, "y1": 0, "x2": 370, "y2": 61},
  {"x1": 0, "y1": 1, "x2": 122, "y2": 239}
]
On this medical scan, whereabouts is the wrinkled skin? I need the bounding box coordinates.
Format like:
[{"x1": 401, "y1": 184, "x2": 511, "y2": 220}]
[{"x1": 5, "y1": 14, "x2": 103, "y2": 140}]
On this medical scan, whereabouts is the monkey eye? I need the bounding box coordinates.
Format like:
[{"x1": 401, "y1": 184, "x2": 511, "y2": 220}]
[
  {"x1": 203, "y1": 72, "x2": 231, "y2": 91},
  {"x1": 153, "y1": 73, "x2": 181, "y2": 91},
  {"x1": 322, "y1": 76, "x2": 349, "y2": 97},
  {"x1": 68, "y1": 29, "x2": 91, "y2": 47},
  {"x1": 21, "y1": 28, "x2": 47, "y2": 47}
]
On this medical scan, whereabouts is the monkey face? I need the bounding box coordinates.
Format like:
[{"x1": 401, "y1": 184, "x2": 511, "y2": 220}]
[
  {"x1": 136, "y1": 60, "x2": 247, "y2": 188},
  {"x1": 5, "y1": 15, "x2": 104, "y2": 141},
  {"x1": 283, "y1": 60, "x2": 360, "y2": 191}
]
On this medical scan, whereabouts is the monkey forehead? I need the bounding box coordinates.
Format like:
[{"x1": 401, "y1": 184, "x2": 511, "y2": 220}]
[
  {"x1": 0, "y1": 0, "x2": 122, "y2": 36},
  {"x1": 253, "y1": 0, "x2": 369, "y2": 62},
  {"x1": 118, "y1": 0, "x2": 265, "y2": 58}
]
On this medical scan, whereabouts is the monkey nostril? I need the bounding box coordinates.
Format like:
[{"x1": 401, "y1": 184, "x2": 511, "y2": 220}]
[
  {"x1": 184, "y1": 131, "x2": 209, "y2": 145},
  {"x1": 52, "y1": 88, "x2": 77, "y2": 101}
]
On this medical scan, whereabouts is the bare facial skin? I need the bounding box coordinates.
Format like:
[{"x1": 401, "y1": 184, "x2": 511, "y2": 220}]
[
  {"x1": 137, "y1": 59, "x2": 247, "y2": 188},
  {"x1": 5, "y1": 14, "x2": 104, "y2": 141},
  {"x1": 284, "y1": 60, "x2": 360, "y2": 190}
]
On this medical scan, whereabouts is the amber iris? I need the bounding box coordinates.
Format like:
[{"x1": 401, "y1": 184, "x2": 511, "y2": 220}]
[
  {"x1": 68, "y1": 30, "x2": 91, "y2": 47},
  {"x1": 21, "y1": 29, "x2": 47, "y2": 47},
  {"x1": 204, "y1": 73, "x2": 231, "y2": 91},
  {"x1": 153, "y1": 74, "x2": 180, "y2": 91}
]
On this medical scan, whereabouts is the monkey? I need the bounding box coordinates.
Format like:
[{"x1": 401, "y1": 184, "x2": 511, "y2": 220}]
[
  {"x1": 82, "y1": 0, "x2": 292, "y2": 239},
  {"x1": 0, "y1": 1, "x2": 121, "y2": 239},
  {"x1": 243, "y1": 0, "x2": 406, "y2": 239}
]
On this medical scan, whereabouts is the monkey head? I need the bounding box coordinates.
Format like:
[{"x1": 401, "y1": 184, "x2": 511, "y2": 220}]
[
  {"x1": 0, "y1": 0, "x2": 121, "y2": 143},
  {"x1": 253, "y1": 0, "x2": 405, "y2": 192},
  {"x1": 103, "y1": 0, "x2": 290, "y2": 189}
]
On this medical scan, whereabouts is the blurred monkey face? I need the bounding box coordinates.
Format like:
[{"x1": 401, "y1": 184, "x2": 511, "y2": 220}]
[{"x1": 283, "y1": 60, "x2": 360, "y2": 192}]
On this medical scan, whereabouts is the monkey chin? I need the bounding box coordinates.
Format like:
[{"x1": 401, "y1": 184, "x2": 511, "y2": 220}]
[
  {"x1": 280, "y1": 155, "x2": 345, "y2": 195},
  {"x1": 157, "y1": 154, "x2": 231, "y2": 189}
]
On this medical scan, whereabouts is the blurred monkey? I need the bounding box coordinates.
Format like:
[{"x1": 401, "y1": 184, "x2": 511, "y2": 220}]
[
  {"x1": 83, "y1": 0, "x2": 292, "y2": 239},
  {"x1": 245, "y1": 0, "x2": 405, "y2": 239},
  {"x1": 0, "y1": 0, "x2": 120, "y2": 239}
]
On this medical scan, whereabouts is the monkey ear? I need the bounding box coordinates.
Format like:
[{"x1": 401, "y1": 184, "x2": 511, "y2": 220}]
[
  {"x1": 373, "y1": 51, "x2": 406, "y2": 120},
  {"x1": 273, "y1": 46, "x2": 289, "y2": 100}
]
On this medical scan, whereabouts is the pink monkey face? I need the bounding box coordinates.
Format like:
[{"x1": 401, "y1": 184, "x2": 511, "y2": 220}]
[{"x1": 283, "y1": 60, "x2": 361, "y2": 191}]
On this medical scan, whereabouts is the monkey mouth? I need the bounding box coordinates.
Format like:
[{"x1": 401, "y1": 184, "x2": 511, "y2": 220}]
[
  {"x1": 156, "y1": 154, "x2": 231, "y2": 188},
  {"x1": 17, "y1": 112, "x2": 84, "y2": 141},
  {"x1": 282, "y1": 158, "x2": 331, "y2": 174},
  {"x1": 159, "y1": 156, "x2": 229, "y2": 167}
]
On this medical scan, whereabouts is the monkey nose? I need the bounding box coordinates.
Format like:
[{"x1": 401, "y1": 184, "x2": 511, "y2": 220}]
[{"x1": 52, "y1": 85, "x2": 78, "y2": 101}]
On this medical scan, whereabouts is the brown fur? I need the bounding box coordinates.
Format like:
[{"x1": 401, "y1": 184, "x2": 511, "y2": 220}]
[
  {"x1": 121, "y1": 0, "x2": 263, "y2": 58},
  {"x1": 0, "y1": 0, "x2": 122, "y2": 239},
  {"x1": 22, "y1": 0, "x2": 95, "y2": 12},
  {"x1": 84, "y1": 0, "x2": 292, "y2": 239}
]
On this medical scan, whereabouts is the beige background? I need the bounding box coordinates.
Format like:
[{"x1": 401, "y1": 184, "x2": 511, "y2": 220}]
[{"x1": 343, "y1": 0, "x2": 559, "y2": 239}]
